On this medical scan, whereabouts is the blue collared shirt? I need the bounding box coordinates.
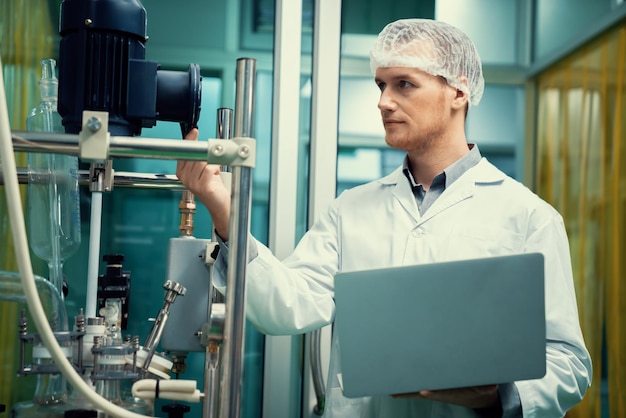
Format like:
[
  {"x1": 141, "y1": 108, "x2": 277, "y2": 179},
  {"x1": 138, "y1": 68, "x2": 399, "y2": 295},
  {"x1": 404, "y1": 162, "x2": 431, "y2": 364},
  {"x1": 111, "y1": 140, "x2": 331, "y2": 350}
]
[{"x1": 402, "y1": 144, "x2": 482, "y2": 215}]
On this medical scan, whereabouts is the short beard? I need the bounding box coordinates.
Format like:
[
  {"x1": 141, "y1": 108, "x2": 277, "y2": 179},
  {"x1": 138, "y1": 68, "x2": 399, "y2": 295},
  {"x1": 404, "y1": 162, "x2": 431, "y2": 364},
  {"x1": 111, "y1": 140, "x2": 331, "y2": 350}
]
[{"x1": 384, "y1": 118, "x2": 446, "y2": 153}]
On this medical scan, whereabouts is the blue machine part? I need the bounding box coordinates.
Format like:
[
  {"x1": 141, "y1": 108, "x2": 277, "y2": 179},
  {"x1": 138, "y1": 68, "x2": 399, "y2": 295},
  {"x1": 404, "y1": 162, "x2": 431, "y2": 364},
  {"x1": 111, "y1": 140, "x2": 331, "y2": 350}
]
[{"x1": 58, "y1": 0, "x2": 201, "y2": 136}]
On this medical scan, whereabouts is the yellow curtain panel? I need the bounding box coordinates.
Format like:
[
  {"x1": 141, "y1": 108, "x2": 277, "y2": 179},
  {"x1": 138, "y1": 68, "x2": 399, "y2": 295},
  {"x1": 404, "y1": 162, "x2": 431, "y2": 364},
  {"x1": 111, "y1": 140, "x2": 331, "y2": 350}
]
[
  {"x1": 0, "y1": 0, "x2": 57, "y2": 409},
  {"x1": 535, "y1": 24, "x2": 626, "y2": 418}
]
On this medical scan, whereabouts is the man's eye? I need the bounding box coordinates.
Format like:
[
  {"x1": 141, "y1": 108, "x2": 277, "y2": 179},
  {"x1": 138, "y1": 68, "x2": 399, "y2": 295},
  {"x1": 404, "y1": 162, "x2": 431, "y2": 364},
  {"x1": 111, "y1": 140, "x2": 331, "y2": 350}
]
[
  {"x1": 377, "y1": 82, "x2": 386, "y2": 91},
  {"x1": 399, "y1": 80, "x2": 412, "y2": 88}
]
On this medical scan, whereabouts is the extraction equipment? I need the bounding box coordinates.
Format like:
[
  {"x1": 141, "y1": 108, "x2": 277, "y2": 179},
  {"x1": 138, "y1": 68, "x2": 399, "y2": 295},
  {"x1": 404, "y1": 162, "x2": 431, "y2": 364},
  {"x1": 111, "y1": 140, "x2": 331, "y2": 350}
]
[
  {"x1": 0, "y1": 0, "x2": 257, "y2": 417},
  {"x1": 1, "y1": 60, "x2": 257, "y2": 418}
]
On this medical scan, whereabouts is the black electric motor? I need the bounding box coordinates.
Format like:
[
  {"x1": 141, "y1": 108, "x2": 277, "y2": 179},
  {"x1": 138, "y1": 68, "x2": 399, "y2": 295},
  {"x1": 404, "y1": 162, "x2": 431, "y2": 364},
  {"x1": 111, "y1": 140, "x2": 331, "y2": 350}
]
[{"x1": 58, "y1": 0, "x2": 201, "y2": 136}]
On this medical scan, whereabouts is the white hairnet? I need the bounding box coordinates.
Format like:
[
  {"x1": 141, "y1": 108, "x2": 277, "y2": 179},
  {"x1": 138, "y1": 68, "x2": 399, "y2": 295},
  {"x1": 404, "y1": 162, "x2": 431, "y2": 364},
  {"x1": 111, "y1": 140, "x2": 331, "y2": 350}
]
[{"x1": 370, "y1": 19, "x2": 485, "y2": 106}]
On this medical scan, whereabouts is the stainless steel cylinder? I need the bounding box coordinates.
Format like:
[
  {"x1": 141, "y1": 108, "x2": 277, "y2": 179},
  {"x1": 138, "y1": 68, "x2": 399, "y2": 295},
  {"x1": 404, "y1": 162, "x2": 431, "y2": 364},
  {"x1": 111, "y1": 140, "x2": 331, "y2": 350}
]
[{"x1": 218, "y1": 57, "x2": 256, "y2": 418}]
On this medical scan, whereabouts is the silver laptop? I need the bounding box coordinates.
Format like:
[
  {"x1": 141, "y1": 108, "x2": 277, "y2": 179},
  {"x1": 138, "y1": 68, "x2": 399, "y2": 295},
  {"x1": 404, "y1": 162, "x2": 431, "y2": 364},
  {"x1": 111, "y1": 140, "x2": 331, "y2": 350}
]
[{"x1": 333, "y1": 252, "x2": 546, "y2": 398}]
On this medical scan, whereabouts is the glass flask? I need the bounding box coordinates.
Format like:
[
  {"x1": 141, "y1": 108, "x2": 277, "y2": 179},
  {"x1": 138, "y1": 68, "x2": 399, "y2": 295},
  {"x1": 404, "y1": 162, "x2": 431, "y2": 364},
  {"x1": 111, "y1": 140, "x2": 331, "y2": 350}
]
[
  {"x1": 63, "y1": 370, "x2": 153, "y2": 417},
  {"x1": 10, "y1": 346, "x2": 72, "y2": 418},
  {"x1": 26, "y1": 58, "x2": 81, "y2": 298},
  {"x1": 1, "y1": 271, "x2": 70, "y2": 415},
  {"x1": 0, "y1": 270, "x2": 68, "y2": 332}
]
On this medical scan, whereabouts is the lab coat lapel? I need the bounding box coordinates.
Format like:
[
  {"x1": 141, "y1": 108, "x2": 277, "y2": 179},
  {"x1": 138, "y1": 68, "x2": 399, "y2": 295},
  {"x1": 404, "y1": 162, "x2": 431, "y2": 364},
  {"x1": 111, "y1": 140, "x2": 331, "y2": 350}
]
[
  {"x1": 418, "y1": 180, "x2": 474, "y2": 225},
  {"x1": 386, "y1": 168, "x2": 421, "y2": 224},
  {"x1": 383, "y1": 159, "x2": 505, "y2": 226},
  {"x1": 415, "y1": 158, "x2": 505, "y2": 225}
]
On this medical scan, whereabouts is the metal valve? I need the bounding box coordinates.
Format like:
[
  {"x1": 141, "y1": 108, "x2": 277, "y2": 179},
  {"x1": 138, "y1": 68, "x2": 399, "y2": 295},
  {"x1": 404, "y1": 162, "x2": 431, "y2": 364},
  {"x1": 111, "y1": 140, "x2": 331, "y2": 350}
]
[
  {"x1": 141, "y1": 280, "x2": 187, "y2": 371},
  {"x1": 163, "y1": 280, "x2": 187, "y2": 304}
]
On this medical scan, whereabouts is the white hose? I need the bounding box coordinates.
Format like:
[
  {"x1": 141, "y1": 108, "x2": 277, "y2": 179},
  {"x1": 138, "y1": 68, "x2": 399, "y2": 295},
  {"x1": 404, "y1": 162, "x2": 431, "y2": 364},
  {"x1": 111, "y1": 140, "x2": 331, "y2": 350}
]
[
  {"x1": 132, "y1": 379, "x2": 202, "y2": 403},
  {"x1": 85, "y1": 190, "x2": 103, "y2": 317},
  {"x1": 0, "y1": 57, "x2": 150, "y2": 418}
]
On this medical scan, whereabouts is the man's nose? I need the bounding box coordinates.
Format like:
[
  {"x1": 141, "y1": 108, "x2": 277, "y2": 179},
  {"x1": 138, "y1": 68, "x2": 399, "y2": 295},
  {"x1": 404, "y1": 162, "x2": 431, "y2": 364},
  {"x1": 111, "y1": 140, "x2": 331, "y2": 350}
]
[{"x1": 378, "y1": 91, "x2": 396, "y2": 111}]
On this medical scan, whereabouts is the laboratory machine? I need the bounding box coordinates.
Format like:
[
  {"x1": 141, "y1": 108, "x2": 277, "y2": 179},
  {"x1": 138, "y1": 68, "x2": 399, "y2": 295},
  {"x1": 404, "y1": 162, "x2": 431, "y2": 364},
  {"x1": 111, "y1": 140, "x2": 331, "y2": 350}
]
[{"x1": 0, "y1": 0, "x2": 257, "y2": 417}]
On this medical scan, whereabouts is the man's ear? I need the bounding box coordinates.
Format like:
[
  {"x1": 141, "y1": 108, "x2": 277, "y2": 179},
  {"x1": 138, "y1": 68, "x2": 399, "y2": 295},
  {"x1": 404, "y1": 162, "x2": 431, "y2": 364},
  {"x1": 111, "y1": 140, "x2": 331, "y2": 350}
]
[{"x1": 451, "y1": 76, "x2": 469, "y2": 111}]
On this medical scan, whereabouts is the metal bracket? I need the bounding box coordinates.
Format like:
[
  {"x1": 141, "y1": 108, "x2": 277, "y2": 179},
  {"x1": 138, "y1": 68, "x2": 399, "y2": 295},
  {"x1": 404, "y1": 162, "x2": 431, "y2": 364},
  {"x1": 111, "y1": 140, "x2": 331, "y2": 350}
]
[
  {"x1": 207, "y1": 137, "x2": 256, "y2": 167},
  {"x1": 199, "y1": 302, "x2": 225, "y2": 348},
  {"x1": 79, "y1": 110, "x2": 111, "y2": 161},
  {"x1": 89, "y1": 160, "x2": 114, "y2": 192}
]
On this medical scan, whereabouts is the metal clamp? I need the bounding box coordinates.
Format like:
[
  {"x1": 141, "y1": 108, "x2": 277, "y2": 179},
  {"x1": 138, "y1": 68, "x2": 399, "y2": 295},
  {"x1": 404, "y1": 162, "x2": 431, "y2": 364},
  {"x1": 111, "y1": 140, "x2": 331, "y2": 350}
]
[
  {"x1": 89, "y1": 160, "x2": 114, "y2": 192},
  {"x1": 207, "y1": 137, "x2": 256, "y2": 168},
  {"x1": 199, "y1": 303, "x2": 225, "y2": 348},
  {"x1": 79, "y1": 111, "x2": 110, "y2": 161}
]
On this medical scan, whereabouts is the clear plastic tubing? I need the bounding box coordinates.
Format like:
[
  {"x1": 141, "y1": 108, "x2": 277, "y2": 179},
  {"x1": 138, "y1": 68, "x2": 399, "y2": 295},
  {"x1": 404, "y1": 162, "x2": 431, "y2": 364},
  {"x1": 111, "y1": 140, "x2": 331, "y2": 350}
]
[{"x1": 26, "y1": 59, "x2": 81, "y2": 298}]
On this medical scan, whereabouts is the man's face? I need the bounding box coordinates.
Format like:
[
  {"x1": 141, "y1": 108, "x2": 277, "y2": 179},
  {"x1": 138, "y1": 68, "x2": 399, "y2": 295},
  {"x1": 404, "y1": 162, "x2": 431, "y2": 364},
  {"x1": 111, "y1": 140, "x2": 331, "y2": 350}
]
[{"x1": 374, "y1": 67, "x2": 454, "y2": 152}]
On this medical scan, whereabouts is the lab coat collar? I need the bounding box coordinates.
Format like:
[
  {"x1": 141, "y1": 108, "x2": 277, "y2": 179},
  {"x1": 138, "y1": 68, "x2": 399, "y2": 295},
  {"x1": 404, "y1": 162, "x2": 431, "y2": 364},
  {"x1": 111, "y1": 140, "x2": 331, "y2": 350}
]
[
  {"x1": 378, "y1": 157, "x2": 506, "y2": 186},
  {"x1": 380, "y1": 158, "x2": 506, "y2": 224}
]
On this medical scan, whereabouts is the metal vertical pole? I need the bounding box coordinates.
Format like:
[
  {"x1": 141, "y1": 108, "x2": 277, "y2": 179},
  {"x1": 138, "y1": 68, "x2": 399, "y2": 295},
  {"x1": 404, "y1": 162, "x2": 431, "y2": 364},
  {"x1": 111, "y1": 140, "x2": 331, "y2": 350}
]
[
  {"x1": 219, "y1": 58, "x2": 256, "y2": 418},
  {"x1": 203, "y1": 107, "x2": 233, "y2": 418},
  {"x1": 216, "y1": 108, "x2": 234, "y2": 141}
]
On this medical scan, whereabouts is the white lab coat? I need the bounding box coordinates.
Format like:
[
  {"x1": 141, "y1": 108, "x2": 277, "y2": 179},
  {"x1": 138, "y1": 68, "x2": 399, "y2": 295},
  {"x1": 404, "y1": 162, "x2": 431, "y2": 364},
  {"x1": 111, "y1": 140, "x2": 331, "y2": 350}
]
[{"x1": 217, "y1": 158, "x2": 592, "y2": 417}]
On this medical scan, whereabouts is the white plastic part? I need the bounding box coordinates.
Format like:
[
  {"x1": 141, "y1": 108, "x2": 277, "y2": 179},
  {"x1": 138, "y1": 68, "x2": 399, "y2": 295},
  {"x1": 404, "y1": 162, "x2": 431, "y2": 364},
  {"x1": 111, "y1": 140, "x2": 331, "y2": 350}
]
[
  {"x1": 204, "y1": 241, "x2": 220, "y2": 265},
  {"x1": 132, "y1": 379, "x2": 202, "y2": 403},
  {"x1": 79, "y1": 110, "x2": 111, "y2": 161},
  {"x1": 98, "y1": 355, "x2": 128, "y2": 365},
  {"x1": 130, "y1": 349, "x2": 173, "y2": 380},
  {"x1": 33, "y1": 344, "x2": 72, "y2": 359},
  {"x1": 85, "y1": 191, "x2": 103, "y2": 317},
  {"x1": 369, "y1": 18, "x2": 485, "y2": 106},
  {"x1": 85, "y1": 323, "x2": 107, "y2": 334},
  {"x1": 99, "y1": 301, "x2": 120, "y2": 329},
  {"x1": 0, "y1": 58, "x2": 150, "y2": 418}
]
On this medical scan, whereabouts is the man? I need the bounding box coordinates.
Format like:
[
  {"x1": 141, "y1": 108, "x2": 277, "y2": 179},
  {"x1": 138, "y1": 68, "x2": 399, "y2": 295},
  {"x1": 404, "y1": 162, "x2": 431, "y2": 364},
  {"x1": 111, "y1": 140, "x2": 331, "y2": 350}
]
[{"x1": 177, "y1": 18, "x2": 591, "y2": 418}]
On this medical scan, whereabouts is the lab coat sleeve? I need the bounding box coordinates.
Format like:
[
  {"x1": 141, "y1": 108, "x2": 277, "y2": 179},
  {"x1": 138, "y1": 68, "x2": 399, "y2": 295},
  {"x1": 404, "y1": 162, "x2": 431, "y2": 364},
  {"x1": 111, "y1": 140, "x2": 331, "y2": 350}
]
[
  {"x1": 515, "y1": 212, "x2": 592, "y2": 416},
  {"x1": 211, "y1": 232, "x2": 259, "y2": 293},
  {"x1": 212, "y1": 198, "x2": 340, "y2": 336}
]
